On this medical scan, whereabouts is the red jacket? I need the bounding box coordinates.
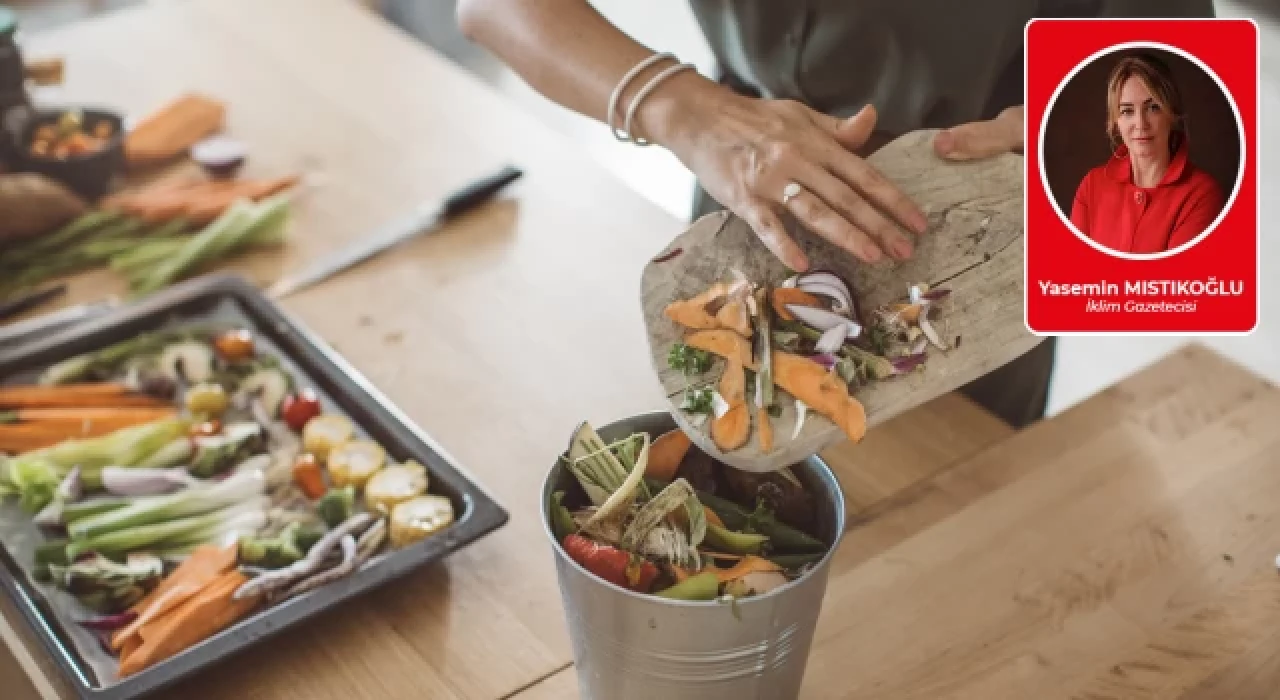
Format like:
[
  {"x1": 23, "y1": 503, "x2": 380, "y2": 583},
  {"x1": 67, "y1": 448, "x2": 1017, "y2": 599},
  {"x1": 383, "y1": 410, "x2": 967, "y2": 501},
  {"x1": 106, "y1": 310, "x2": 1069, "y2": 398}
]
[{"x1": 1069, "y1": 140, "x2": 1226, "y2": 254}]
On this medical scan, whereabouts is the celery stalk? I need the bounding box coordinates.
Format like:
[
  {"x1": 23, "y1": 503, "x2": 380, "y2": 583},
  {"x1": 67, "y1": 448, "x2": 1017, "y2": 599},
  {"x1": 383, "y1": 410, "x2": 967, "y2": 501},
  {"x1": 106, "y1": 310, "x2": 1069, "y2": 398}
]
[
  {"x1": 66, "y1": 500, "x2": 269, "y2": 561},
  {"x1": 68, "y1": 471, "x2": 265, "y2": 540}
]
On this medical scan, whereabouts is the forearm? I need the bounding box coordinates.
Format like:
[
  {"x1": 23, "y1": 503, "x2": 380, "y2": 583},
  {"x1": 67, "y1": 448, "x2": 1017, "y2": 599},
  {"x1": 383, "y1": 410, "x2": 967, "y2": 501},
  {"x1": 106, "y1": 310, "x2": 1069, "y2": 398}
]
[{"x1": 456, "y1": 0, "x2": 724, "y2": 149}]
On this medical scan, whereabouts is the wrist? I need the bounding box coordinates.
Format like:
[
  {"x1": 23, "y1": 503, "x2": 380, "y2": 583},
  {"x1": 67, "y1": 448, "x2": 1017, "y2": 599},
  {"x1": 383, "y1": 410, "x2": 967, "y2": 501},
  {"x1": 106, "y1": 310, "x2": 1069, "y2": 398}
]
[{"x1": 628, "y1": 68, "x2": 733, "y2": 154}]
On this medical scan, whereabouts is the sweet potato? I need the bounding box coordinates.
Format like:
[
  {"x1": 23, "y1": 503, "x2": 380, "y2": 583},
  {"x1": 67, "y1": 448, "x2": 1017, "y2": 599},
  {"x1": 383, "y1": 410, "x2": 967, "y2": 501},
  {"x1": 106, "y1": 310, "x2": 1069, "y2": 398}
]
[
  {"x1": 712, "y1": 404, "x2": 750, "y2": 452},
  {"x1": 771, "y1": 352, "x2": 867, "y2": 443},
  {"x1": 683, "y1": 330, "x2": 755, "y2": 371},
  {"x1": 664, "y1": 299, "x2": 719, "y2": 330},
  {"x1": 125, "y1": 93, "x2": 226, "y2": 167},
  {"x1": 0, "y1": 173, "x2": 88, "y2": 241},
  {"x1": 646, "y1": 428, "x2": 692, "y2": 482},
  {"x1": 712, "y1": 356, "x2": 750, "y2": 451},
  {"x1": 118, "y1": 569, "x2": 257, "y2": 678},
  {"x1": 715, "y1": 300, "x2": 752, "y2": 338},
  {"x1": 771, "y1": 288, "x2": 822, "y2": 322}
]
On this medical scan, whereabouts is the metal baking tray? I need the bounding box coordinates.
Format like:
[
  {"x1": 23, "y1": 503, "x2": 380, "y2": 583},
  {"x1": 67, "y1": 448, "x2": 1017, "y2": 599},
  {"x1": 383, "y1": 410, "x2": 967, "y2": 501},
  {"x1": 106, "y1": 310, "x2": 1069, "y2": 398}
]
[{"x1": 0, "y1": 273, "x2": 510, "y2": 699}]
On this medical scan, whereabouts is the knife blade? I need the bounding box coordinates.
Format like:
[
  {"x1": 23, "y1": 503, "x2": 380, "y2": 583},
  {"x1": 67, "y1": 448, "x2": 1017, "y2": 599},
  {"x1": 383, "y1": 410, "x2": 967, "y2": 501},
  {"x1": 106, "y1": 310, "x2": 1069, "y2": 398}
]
[{"x1": 266, "y1": 164, "x2": 523, "y2": 299}]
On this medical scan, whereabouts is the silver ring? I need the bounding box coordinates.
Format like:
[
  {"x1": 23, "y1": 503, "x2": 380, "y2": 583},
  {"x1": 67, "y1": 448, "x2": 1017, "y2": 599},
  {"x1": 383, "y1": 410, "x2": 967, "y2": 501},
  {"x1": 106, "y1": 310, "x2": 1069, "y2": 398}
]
[{"x1": 782, "y1": 182, "x2": 802, "y2": 205}]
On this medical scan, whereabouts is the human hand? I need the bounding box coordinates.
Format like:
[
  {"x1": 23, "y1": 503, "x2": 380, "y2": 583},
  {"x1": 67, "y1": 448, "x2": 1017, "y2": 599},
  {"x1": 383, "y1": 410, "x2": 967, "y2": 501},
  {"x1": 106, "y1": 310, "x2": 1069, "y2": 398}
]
[
  {"x1": 933, "y1": 106, "x2": 1024, "y2": 161},
  {"x1": 653, "y1": 94, "x2": 929, "y2": 272}
]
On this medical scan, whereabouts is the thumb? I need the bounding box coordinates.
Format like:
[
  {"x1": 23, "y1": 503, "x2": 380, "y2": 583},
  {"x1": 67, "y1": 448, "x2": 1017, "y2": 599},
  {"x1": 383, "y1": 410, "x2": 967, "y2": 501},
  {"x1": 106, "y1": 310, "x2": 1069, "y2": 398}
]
[
  {"x1": 832, "y1": 104, "x2": 878, "y2": 151},
  {"x1": 935, "y1": 107, "x2": 1024, "y2": 161}
]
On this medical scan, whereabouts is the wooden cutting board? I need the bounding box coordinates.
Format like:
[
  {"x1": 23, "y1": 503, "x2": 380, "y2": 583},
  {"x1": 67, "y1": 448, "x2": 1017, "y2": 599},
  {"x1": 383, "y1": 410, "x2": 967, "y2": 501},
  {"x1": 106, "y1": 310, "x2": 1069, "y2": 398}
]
[{"x1": 640, "y1": 129, "x2": 1044, "y2": 473}]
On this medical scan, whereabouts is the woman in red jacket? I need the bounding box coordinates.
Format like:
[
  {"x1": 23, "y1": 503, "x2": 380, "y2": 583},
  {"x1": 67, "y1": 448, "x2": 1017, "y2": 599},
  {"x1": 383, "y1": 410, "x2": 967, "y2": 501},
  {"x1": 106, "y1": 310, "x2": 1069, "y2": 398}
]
[{"x1": 1070, "y1": 53, "x2": 1226, "y2": 254}]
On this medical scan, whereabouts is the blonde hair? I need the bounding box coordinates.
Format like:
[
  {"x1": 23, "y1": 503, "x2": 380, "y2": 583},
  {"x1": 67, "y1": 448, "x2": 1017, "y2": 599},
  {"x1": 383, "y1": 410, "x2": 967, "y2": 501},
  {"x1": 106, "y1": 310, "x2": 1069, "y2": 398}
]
[{"x1": 1105, "y1": 52, "x2": 1186, "y2": 152}]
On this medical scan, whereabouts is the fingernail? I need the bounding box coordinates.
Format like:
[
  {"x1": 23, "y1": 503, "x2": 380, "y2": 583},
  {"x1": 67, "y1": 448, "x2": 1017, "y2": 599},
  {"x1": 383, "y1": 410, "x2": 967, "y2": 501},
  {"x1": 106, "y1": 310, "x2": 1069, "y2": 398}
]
[
  {"x1": 935, "y1": 130, "x2": 954, "y2": 155},
  {"x1": 862, "y1": 245, "x2": 882, "y2": 263},
  {"x1": 893, "y1": 239, "x2": 913, "y2": 259},
  {"x1": 913, "y1": 211, "x2": 930, "y2": 234}
]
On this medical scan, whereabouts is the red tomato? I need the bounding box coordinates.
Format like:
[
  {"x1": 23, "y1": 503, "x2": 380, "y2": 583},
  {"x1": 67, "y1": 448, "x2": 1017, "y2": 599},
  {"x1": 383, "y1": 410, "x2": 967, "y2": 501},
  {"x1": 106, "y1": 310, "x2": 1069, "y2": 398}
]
[
  {"x1": 281, "y1": 390, "x2": 322, "y2": 432},
  {"x1": 562, "y1": 534, "x2": 659, "y2": 593}
]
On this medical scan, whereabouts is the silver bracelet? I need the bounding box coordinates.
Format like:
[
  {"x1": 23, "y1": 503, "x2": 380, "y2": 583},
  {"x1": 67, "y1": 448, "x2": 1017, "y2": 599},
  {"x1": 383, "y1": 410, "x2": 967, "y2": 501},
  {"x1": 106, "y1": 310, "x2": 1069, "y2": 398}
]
[
  {"x1": 623, "y1": 62, "x2": 695, "y2": 146},
  {"x1": 607, "y1": 52, "x2": 676, "y2": 142}
]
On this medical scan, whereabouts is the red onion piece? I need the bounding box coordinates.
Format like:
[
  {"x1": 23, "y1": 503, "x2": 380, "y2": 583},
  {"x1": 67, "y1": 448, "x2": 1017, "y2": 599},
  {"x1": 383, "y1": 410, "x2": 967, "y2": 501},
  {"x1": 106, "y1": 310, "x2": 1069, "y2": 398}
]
[
  {"x1": 78, "y1": 610, "x2": 138, "y2": 632},
  {"x1": 808, "y1": 353, "x2": 837, "y2": 370},
  {"x1": 798, "y1": 281, "x2": 853, "y2": 316},
  {"x1": 919, "y1": 315, "x2": 948, "y2": 350},
  {"x1": 891, "y1": 353, "x2": 928, "y2": 374},
  {"x1": 786, "y1": 305, "x2": 862, "y2": 338},
  {"x1": 813, "y1": 323, "x2": 848, "y2": 354},
  {"x1": 922, "y1": 288, "x2": 951, "y2": 301}
]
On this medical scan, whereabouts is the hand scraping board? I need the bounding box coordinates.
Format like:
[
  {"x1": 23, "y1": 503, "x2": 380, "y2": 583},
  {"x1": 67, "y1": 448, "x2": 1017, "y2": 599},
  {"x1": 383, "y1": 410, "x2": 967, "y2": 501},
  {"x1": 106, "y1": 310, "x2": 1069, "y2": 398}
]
[{"x1": 640, "y1": 129, "x2": 1044, "y2": 473}]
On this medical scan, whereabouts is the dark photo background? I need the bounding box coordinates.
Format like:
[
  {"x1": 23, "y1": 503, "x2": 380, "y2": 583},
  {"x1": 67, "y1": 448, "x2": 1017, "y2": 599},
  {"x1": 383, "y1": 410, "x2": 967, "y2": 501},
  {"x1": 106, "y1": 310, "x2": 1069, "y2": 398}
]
[{"x1": 1042, "y1": 47, "x2": 1241, "y2": 222}]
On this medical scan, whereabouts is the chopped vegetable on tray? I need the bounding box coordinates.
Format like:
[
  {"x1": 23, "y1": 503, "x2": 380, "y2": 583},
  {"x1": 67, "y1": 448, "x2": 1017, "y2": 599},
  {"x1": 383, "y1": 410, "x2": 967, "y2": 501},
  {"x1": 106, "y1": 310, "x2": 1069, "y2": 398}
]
[{"x1": 0, "y1": 323, "x2": 459, "y2": 679}]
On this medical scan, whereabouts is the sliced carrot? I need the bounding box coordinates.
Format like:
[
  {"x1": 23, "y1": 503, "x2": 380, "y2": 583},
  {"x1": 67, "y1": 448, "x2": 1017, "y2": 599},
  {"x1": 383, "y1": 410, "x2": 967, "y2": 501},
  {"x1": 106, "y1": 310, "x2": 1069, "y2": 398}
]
[
  {"x1": 771, "y1": 351, "x2": 867, "y2": 444},
  {"x1": 683, "y1": 330, "x2": 755, "y2": 374},
  {"x1": 645, "y1": 428, "x2": 691, "y2": 482},
  {"x1": 113, "y1": 544, "x2": 237, "y2": 651},
  {"x1": 120, "y1": 569, "x2": 258, "y2": 678},
  {"x1": 664, "y1": 299, "x2": 719, "y2": 331},
  {"x1": 712, "y1": 355, "x2": 750, "y2": 452},
  {"x1": 772, "y1": 288, "x2": 822, "y2": 322},
  {"x1": 3, "y1": 407, "x2": 176, "y2": 424},
  {"x1": 711, "y1": 555, "x2": 782, "y2": 583},
  {"x1": 183, "y1": 175, "x2": 301, "y2": 225},
  {"x1": 714, "y1": 300, "x2": 752, "y2": 337}
]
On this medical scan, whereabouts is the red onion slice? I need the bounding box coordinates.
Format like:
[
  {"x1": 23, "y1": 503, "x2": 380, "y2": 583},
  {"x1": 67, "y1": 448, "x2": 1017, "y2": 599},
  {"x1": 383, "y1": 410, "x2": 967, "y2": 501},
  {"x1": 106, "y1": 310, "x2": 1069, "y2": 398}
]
[
  {"x1": 78, "y1": 610, "x2": 138, "y2": 632},
  {"x1": 808, "y1": 353, "x2": 837, "y2": 370},
  {"x1": 891, "y1": 353, "x2": 928, "y2": 374},
  {"x1": 786, "y1": 305, "x2": 862, "y2": 339},
  {"x1": 813, "y1": 324, "x2": 848, "y2": 354},
  {"x1": 919, "y1": 315, "x2": 948, "y2": 350}
]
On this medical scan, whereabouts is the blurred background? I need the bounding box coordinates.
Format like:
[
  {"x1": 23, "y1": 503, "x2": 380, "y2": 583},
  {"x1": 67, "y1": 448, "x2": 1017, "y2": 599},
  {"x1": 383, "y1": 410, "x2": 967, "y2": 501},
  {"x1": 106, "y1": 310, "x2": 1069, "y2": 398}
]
[{"x1": 7, "y1": 0, "x2": 1279, "y2": 418}]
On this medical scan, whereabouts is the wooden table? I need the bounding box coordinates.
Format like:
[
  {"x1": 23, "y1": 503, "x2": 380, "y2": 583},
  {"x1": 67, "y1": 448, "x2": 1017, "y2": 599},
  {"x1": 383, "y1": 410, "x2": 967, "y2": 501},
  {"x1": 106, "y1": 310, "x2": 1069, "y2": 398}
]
[{"x1": 6, "y1": 3, "x2": 1280, "y2": 700}]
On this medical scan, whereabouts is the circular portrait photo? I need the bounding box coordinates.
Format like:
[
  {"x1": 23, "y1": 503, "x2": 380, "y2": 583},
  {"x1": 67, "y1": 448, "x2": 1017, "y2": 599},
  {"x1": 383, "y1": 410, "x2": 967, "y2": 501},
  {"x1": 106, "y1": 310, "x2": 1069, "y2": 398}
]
[{"x1": 1041, "y1": 44, "x2": 1242, "y2": 258}]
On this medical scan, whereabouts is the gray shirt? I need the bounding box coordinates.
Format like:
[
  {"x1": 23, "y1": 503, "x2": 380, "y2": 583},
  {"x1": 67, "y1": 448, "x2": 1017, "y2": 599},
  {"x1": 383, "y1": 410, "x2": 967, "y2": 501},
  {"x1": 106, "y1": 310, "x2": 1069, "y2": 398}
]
[{"x1": 687, "y1": 0, "x2": 1215, "y2": 135}]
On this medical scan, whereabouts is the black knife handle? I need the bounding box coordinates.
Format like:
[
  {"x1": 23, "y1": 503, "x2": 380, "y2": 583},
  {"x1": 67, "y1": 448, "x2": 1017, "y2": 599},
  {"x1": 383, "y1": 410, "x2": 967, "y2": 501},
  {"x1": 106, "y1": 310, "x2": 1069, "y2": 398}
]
[{"x1": 441, "y1": 165, "x2": 524, "y2": 219}]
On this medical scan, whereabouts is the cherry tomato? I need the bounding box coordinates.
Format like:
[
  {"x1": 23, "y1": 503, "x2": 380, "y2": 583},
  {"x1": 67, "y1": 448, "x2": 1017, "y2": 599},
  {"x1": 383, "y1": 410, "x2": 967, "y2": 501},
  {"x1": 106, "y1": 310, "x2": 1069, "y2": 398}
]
[
  {"x1": 214, "y1": 329, "x2": 255, "y2": 362},
  {"x1": 189, "y1": 419, "x2": 222, "y2": 438},
  {"x1": 281, "y1": 390, "x2": 322, "y2": 433}
]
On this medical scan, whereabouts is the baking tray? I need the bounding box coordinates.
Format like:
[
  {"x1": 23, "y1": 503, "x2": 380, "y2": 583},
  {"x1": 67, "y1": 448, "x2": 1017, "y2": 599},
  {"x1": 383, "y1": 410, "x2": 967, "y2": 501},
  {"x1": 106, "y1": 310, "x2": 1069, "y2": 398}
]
[{"x1": 0, "y1": 273, "x2": 510, "y2": 699}]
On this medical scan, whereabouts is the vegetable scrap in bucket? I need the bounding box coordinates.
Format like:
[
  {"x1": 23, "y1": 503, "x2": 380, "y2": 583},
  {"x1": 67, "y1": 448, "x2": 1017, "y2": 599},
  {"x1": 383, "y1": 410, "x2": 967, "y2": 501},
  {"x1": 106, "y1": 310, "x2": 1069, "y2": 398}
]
[
  {"x1": 663, "y1": 271, "x2": 953, "y2": 454},
  {"x1": 0, "y1": 324, "x2": 455, "y2": 678},
  {"x1": 550, "y1": 421, "x2": 830, "y2": 601}
]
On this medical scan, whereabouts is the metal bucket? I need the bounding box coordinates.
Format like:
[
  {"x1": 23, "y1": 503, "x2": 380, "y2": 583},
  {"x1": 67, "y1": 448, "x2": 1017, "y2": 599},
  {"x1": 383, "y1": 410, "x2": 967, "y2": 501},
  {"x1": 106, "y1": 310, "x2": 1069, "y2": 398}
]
[{"x1": 541, "y1": 411, "x2": 847, "y2": 700}]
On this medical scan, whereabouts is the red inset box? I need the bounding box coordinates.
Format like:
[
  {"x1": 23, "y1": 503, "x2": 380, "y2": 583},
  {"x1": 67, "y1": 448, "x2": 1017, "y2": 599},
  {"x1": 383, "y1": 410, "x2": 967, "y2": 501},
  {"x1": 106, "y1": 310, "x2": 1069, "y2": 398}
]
[{"x1": 1025, "y1": 18, "x2": 1258, "y2": 335}]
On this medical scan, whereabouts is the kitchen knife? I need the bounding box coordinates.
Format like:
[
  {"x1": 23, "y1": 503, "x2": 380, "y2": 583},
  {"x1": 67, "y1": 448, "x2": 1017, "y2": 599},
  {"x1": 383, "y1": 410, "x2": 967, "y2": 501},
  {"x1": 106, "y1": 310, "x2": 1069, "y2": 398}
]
[{"x1": 265, "y1": 164, "x2": 524, "y2": 299}]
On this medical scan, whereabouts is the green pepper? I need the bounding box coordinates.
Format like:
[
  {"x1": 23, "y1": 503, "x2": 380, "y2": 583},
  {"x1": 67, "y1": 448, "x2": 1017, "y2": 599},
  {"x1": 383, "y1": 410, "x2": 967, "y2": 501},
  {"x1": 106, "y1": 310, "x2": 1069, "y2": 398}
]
[
  {"x1": 549, "y1": 491, "x2": 578, "y2": 541},
  {"x1": 655, "y1": 572, "x2": 720, "y2": 601},
  {"x1": 645, "y1": 479, "x2": 828, "y2": 555},
  {"x1": 704, "y1": 522, "x2": 768, "y2": 555}
]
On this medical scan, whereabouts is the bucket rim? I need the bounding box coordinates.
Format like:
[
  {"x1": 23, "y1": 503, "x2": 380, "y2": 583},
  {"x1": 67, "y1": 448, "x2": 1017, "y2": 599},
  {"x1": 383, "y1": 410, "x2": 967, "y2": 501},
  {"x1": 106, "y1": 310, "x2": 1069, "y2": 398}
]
[{"x1": 541, "y1": 410, "x2": 847, "y2": 608}]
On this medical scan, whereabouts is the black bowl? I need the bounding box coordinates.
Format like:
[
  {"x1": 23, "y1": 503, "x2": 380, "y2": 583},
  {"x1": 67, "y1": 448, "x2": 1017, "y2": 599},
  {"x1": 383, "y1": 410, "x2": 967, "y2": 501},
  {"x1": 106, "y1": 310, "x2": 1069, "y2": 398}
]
[{"x1": 13, "y1": 106, "x2": 125, "y2": 201}]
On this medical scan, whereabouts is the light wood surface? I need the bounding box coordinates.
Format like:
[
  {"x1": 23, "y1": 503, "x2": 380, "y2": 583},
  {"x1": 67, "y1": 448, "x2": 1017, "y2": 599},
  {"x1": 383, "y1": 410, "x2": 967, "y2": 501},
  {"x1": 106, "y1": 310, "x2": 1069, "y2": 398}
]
[{"x1": 641, "y1": 131, "x2": 1036, "y2": 473}]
